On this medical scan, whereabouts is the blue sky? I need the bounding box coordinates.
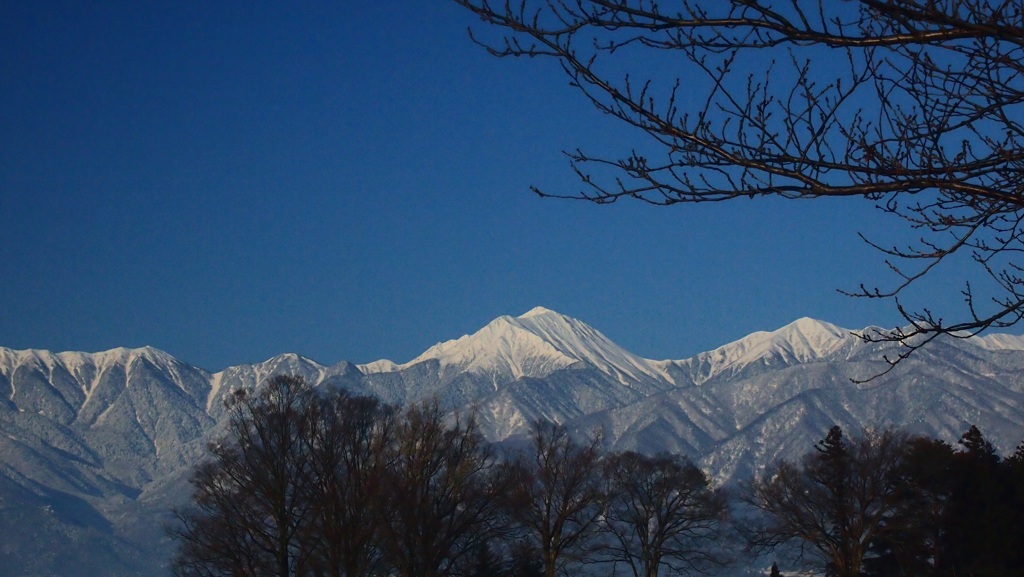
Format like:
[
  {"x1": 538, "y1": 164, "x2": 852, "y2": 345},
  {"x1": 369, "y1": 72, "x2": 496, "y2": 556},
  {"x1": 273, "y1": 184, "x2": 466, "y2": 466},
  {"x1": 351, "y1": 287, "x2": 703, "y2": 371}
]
[{"x1": 0, "y1": 2, "x2": 973, "y2": 370}]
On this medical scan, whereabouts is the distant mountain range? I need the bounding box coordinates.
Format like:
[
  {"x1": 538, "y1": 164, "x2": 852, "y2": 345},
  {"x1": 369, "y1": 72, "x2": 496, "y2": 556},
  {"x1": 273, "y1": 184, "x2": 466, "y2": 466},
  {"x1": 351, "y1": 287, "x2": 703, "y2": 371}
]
[{"x1": 2, "y1": 306, "x2": 1024, "y2": 576}]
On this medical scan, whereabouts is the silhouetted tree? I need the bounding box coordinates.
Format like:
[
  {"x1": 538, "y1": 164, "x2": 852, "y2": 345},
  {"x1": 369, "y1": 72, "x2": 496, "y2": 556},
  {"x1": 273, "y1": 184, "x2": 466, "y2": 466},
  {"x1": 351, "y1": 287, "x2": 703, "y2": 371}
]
[
  {"x1": 377, "y1": 401, "x2": 504, "y2": 577},
  {"x1": 958, "y1": 424, "x2": 998, "y2": 462},
  {"x1": 941, "y1": 425, "x2": 1011, "y2": 577},
  {"x1": 507, "y1": 540, "x2": 544, "y2": 577},
  {"x1": 171, "y1": 375, "x2": 318, "y2": 577},
  {"x1": 599, "y1": 451, "x2": 728, "y2": 577},
  {"x1": 746, "y1": 427, "x2": 913, "y2": 577},
  {"x1": 863, "y1": 437, "x2": 955, "y2": 577},
  {"x1": 453, "y1": 0, "x2": 1024, "y2": 365},
  {"x1": 304, "y1": 390, "x2": 395, "y2": 577},
  {"x1": 500, "y1": 420, "x2": 605, "y2": 577},
  {"x1": 769, "y1": 561, "x2": 782, "y2": 577},
  {"x1": 462, "y1": 541, "x2": 509, "y2": 577},
  {"x1": 1000, "y1": 441, "x2": 1024, "y2": 572},
  {"x1": 859, "y1": 427, "x2": 1024, "y2": 577}
]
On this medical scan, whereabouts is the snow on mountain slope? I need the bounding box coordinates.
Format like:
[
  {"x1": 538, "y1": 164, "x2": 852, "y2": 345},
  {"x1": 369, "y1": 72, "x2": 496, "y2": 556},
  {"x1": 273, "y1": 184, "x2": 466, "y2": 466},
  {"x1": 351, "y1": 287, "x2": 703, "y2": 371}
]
[
  {"x1": 358, "y1": 358, "x2": 399, "y2": 374},
  {"x1": 401, "y1": 310, "x2": 577, "y2": 380},
  {"x1": 515, "y1": 306, "x2": 675, "y2": 384},
  {"x1": 669, "y1": 317, "x2": 854, "y2": 385},
  {"x1": 3, "y1": 310, "x2": 1024, "y2": 577},
  {"x1": 207, "y1": 353, "x2": 327, "y2": 415},
  {"x1": 373, "y1": 306, "x2": 673, "y2": 386},
  {"x1": 598, "y1": 334, "x2": 1024, "y2": 483},
  {"x1": 207, "y1": 353, "x2": 369, "y2": 418},
  {"x1": 974, "y1": 332, "x2": 1024, "y2": 351}
]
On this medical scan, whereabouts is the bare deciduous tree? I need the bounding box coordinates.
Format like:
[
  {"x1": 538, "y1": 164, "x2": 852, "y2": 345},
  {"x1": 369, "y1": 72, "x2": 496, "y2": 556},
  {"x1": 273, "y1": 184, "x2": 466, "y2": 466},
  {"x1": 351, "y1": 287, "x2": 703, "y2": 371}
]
[
  {"x1": 171, "y1": 375, "x2": 318, "y2": 577},
  {"x1": 304, "y1": 390, "x2": 396, "y2": 577},
  {"x1": 744, "y1": 427, "x2": 913, "y2": 577},
  {"x1": 452, "y1": 0, "x2": 1024, "y2": 369},
  {"x1": 170, "y1": 378, "x2": 402, "y2": 577},
  {"x1": 599, "y1": 451, "x2": 728, "y2": 577},
  {"x1": 501, "y1": 420, "x2": 605, "y2": 577},
  {"x1": 377, "y1": 401, "x2": 505, "y2": 577}
]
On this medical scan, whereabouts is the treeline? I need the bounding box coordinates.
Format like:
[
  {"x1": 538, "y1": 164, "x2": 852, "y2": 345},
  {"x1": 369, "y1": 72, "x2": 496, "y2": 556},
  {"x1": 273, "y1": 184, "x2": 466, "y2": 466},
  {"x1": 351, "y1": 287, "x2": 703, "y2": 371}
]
[
  {"x1": 746, "y1": 424, "x2": 1024, "y2": 577},
  {"x1": 170, "y1": 375, "x2": 1024, "y2": 577}
]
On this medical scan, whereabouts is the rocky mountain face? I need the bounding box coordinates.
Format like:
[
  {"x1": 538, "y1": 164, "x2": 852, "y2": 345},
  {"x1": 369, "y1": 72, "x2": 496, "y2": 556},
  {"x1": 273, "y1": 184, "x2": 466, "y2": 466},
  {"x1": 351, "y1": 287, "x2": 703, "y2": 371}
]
[{"x1": 2, "y1": 307, "x2": 1023, "y2": 576}]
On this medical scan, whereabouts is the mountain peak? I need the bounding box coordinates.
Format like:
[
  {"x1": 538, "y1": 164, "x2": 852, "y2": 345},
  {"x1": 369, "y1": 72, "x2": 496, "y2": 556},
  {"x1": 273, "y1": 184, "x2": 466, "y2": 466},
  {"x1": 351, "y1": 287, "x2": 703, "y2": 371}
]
[
  {"x1": 973, "y1": 332, "x2": 1024, "y2": 351},
  {"x1": 398, "y1": 314, "x2": 575, "y2": 380},
  {"x1": 358, "y1": 358, "x2": 400, "y2": 374},
  {"x1": 520, "y1": 306, "x2": 558, "y2": 318},
  {"x1": 373, "y1": 308, "x2": 671, "y2": 386},
  {"x1": 684, "y1": 317, "x2": 853, "y2": 384},
  {"x1": 783, "y1": 316, "x2": 845, "y2": 334}
]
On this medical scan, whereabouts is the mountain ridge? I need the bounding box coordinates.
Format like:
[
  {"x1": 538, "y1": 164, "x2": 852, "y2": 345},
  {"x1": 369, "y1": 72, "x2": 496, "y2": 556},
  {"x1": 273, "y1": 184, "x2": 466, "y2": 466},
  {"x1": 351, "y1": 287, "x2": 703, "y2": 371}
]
[
  {"x1": 2, "y1": 308, "x2": 1024, "y2": 576},
  {"x1": 0, "y1": 309, "x2": 869, "y2": 382}
]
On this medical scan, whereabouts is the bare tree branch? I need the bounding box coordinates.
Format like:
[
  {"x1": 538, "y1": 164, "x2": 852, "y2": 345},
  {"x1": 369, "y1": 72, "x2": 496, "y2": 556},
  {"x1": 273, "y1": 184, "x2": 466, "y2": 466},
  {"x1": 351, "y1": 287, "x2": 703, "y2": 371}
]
[{"x1": 453, "y1": 0, "x2": 1024, "y2": 366}]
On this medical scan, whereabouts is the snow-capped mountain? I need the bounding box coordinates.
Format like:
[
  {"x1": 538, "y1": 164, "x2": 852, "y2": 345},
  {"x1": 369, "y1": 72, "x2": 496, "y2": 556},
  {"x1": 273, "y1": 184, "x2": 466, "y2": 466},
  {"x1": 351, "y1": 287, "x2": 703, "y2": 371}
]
[
  {"x1": 2, "y1": 307, "x2": 1024, "y2": 576},
  {"x1": 358, "y1": 306, "x2": 673, "y2": 387},
  {"x1": 974, "y1": 332, "x2": 1024, "y2": 351}
]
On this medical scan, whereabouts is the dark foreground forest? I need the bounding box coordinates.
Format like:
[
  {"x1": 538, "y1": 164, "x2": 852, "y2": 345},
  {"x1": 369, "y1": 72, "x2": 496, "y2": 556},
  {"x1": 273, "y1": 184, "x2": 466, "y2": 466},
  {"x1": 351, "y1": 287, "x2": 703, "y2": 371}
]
[{"x1": 170, "y1": 375, "x2": 1024, "y2": 577}]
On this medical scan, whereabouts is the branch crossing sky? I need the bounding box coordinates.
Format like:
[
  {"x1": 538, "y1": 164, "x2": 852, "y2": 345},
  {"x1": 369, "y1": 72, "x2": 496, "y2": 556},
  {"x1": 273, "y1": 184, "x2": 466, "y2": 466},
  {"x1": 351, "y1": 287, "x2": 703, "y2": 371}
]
[{"x1": 1, "y1": 2, "x2": 971, "y2": 370}]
